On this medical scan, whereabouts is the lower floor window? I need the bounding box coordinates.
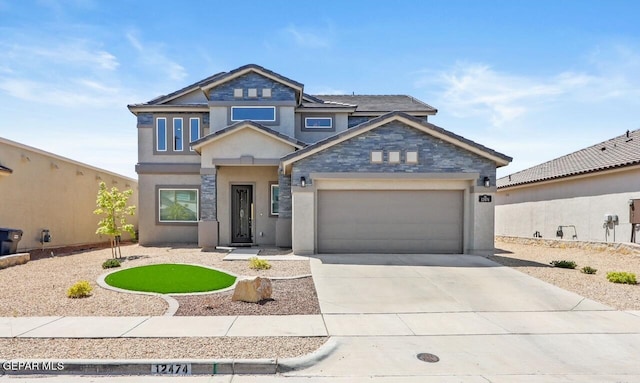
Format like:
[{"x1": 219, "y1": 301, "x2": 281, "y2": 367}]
[
  {"x1": 159, "y1": 189, "x2": 199, "y2": 222},
  {"x1": 270, "y1": 184, "x2": 279, "y2": 216}
]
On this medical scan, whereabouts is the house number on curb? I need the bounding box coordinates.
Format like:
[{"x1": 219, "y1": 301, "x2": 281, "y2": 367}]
[
  {"x1": 151, "y1": 363, "x2": 192, "y2": 375},
  {"x1": 479, "y1": 194, "x2": 492, "y2": 203}
]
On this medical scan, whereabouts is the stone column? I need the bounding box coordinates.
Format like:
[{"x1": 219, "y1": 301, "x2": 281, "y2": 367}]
[
  {"x1": 198, "y1": 167, "x2": 219, "y2": 248},
  {"x1": 275, "y1": 172, "x2": 292, "y2": 247}
]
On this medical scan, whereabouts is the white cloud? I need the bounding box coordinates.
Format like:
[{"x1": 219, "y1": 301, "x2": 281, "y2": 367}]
[
  {"x1": 284, "y1": 25, "x2": 331, "y2": 48},
  {"x1": 125, "y1": 31, "x2": 187, "y2": 81},
  {"x1": 0, "y1": 77, "x2": 133, "y2": 107},
  {"x1": 418, "y1": 45, "x2": 640, "y2": 130},
  {"x1": 2, "y1": 40, "x2": 119, "y2": 71},
  {"x1": 417, "y1": 63, "x2": 597, "y2": 127}
]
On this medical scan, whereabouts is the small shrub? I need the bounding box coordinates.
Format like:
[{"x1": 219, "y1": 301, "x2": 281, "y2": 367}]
[
  {"x1": 249, "y1": 257, "x2": 271, "y2": 270},
  {"x1": 606, "y1": 272, "x2": 637, "y2": 285},
  {"x1": 67, "y1": 281, "x2": 93, "y2": 298},
  {"x1": 581, "y1": 266, "x2": 597, "y2": 275},
  {"x1": 102, "y1": 259, "x2": 121, "y2": 269},
  {"x1": 550, "y1": 260, "x2": 577, "y2": 269}
]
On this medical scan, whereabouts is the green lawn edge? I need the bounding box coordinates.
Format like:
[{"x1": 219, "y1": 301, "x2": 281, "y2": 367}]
[{"x1": 105, "y1": 263, "x2": 236, "y2": 294}]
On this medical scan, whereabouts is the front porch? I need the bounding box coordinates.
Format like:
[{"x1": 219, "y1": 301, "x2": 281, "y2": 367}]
[
  {"x1": 191, "y1": 121, "x2": 302, "y2": 249},
  {"x1": 198, "y1": 165, "x2": 292, "y2": 248}
]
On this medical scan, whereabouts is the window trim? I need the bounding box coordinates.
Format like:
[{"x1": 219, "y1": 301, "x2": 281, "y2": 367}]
[
  {"x1": 173, "y1": 118, "x2": 183, "y2": 151},
  {"x1": 304, "y1": 117, "x2": 333, "y2": 130},
  {"x1": 158, "y1": 188, "x2": 200, "y2": 224},
  {"x1": 406, "y1": 151, "x2": 419, "y2": 164},
  {"x1": 189, "y1": 118, "x2": 200, "y2": 152},
  {"x1": 156, "y1": 118, "x2": 167, "y2": 152},
  {"x1": 371, "y1": 150, "x2": 383, "y2": 164},
  {"x1": 388, "y1": 151, "x2": 401, "y2": 164},
  {"x1": 231, "y1": 106, "x2": 277, "y2": 122},
  {"x1": 269, "y1": 183, "x2": 279, "y2": 216}
]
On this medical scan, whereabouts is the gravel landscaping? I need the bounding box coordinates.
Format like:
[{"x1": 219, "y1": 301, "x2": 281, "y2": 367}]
[
  {"x1": 176, "y1": 277, "x2": 320, "y2": 316},
  {"x1": 0, "y1": 337, "x2": 327, "y2": 359},
  {"x1": 0, "y1": 244, "x2": 312, "y2": 316},
  {"x1": 0, "y1": 244, "x2": 324, "y2": 359},
  {"x1": 492, "y1": 238, "x2": 640, "y2": 310}
]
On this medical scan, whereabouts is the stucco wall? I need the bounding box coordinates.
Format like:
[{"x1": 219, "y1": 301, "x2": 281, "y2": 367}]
[
  {"x1": 137, "y1": 173, "x2": 200, "y2": 245},
  {"x1": 0, "y1": 138, "x2": 138, "y2": 252},
  {"x1": 137, "y1": 112, "x2": 209, "y2": 163},
  {"x1": 495, "y1": 167, "x2": 640, "y2": 243},
  {"x1": 199, "y1": 127, "x2": 296, "y2": 163}
]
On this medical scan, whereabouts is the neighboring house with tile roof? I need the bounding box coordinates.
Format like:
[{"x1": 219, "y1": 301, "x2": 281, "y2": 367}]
[
  {"x1": 496, "y1": 129, "x2": 640, "y2": 244},
  {"x1": 128, "y1": 64, "x2": 511, "y2": 254}
]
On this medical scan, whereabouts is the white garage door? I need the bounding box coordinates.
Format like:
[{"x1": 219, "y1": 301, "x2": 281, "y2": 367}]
[{"x1": 317, "y1": 190, "x2": 463, "y2": 254}]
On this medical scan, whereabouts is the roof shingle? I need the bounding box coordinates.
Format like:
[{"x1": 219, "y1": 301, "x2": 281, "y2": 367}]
[
  {"x1": 313, "y1": 95, "x2": 437, "y2": 113},
  {"x1": 497, "y1": 129, "x2": 640, "y2": 188}
]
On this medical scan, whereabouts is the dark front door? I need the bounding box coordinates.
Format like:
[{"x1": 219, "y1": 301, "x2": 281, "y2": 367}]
[{"x1": 231, "y1": 185, "x2": 253, "y2": 243}]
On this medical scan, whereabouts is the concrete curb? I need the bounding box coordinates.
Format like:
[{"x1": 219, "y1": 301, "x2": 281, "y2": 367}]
[
  {"x1": 0, "y1": 347, "x2": 342, "y2": 376},
  {"x1": 277, "y1": 337, "x2": 339, "y2": 372},
  {"x1": 0, "y1": 358, "x2": 277, "y2": 376}
]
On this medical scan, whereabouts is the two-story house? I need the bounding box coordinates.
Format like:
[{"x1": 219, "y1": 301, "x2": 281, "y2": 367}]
[{"x1": 128, "y1": 64, "x2": 511, "y2": 255}]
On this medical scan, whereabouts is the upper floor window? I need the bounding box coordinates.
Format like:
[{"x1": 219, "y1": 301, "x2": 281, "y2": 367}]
[
  {"x1": 231, "y1": 106, "x2": 276, "y2": 122},
  {"x1": 173, "y1": 118, "x2": 183, "y2": 151},
  {"x1": 156, "y1": 118, "x2": 167, "y2": 152},
  {"x1": 305, "y1": 117, "x2": 332, "y2": 129},
  {"x1": 189, "y1": 118, "x2": 200, "y2": 151}
]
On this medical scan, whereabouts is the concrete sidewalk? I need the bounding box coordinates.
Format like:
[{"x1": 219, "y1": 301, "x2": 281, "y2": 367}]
[
  {"x1": 0, "y1": 315, "x2": 327, "y2": 338},
  {"x1": 3, "y1": 310, "x2": 640, "y2": 338}
]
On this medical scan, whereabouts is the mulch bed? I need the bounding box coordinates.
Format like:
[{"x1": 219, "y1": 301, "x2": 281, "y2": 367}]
[{"x1": 174, "y1": 277, "x2": 321, "y2": 316}]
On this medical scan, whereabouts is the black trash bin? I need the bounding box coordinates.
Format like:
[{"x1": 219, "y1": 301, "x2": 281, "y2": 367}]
[{"x1": 0, "y1": 228, "x2": 23, "y2": 256}]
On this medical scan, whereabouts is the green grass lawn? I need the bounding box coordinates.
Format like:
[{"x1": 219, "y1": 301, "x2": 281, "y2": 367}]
[{"x1": 105, "y1": 264, "x2": 236, "y2": 294}]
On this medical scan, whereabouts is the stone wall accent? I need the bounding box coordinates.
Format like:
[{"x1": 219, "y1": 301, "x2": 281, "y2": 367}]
[
  {"x1": 209, "y1": 72, "x2": 296, "y2": 102},
  {"x1": 278, "y1": 172, "x2": 292, "y2": 218},
  {"x1": 200, "y1": 173, "x2": 217, "y2": 220},
  {"x1": 137, "y1": 113, "x2": 154, "y2": 127},
  {"x1": 292, "y1": 121, "x2": 496, "y2": 187}
]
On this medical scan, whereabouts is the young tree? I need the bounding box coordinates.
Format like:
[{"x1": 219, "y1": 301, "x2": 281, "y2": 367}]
[{"x1": 94, "y1": 182, "x2": 136, "y2": 258}]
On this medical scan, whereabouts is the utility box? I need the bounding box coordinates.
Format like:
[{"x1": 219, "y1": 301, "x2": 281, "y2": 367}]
[
  {"x1": 631, "y1": 199, "x2": 640, "y2": 224},
  {"x1": 0, "y1": 228, "x2": 23, "y2": 256}
]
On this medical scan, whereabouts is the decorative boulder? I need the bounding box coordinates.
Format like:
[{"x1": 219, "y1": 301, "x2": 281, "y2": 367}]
[{"x1": 232, "y1": 277, "x2": 272, "y2": 303}]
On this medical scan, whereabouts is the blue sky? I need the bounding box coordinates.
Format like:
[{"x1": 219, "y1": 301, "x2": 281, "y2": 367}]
[{"x1": 1, "y1": 0, "x2": 639, "y2": 179}]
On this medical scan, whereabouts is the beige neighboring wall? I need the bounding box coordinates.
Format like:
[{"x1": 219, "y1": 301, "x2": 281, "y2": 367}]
[
  {"x1": 216, "y1": 166, "x2": 279, "y2": 246},
  {"x1": 0, "y1": 138, "x2": 138, "y2": 252},
  {"x1": 495, "y1": 166, "x2": 640, "y2": 243}
]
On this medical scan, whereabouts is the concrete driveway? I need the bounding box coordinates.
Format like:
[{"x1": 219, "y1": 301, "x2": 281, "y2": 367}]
[{"x1": 288, "y1": 253, "x2": 640, "y2": 382}]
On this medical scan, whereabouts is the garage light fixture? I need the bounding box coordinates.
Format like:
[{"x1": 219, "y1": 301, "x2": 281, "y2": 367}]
[
  {"x1": 483, "y1": 176, "x2": 490, "y2": 188},
  {"x1": 300, "y1": 176, "x2": 306, "y2": 187}
]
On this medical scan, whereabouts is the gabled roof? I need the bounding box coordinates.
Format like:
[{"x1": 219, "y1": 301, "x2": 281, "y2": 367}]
[
  {"x1": 281, "y1": 111, "x2": 511, "y2": 173},
  {"x1": 191, "y1": 120, "x2": 307, "y2": 153},
  {"x1": 313, "y1": 95, "x2": 437, "y2": 114},
  {"x1": 129, "y1": 64, "x2": 305, "y2": 109},
  {"x1": 200, "y1": 64, "x2": 304, "y2": 103},
  {"x1": 498, "y1": 129, "x2": 640, "y2": 189},
  {"x1": 140, "y1": 72, "x2": 226, "y2": 105}
]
